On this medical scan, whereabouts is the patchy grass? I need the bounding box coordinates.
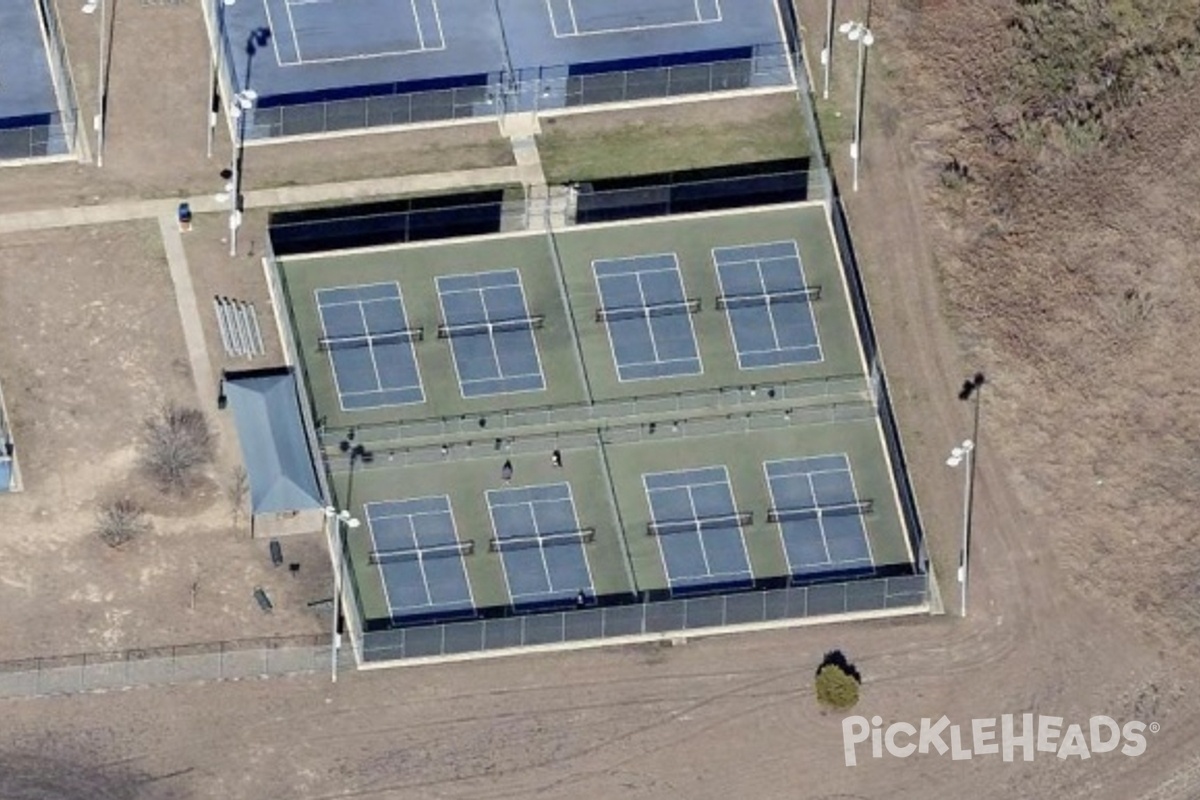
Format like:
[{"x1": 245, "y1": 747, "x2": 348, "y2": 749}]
[
  {"x1": 537, "y1": 94, "x2": 810, "y2": 183},
  {"x1": 1001, "y1": 0, "x2": 1200, "y2": 157}
]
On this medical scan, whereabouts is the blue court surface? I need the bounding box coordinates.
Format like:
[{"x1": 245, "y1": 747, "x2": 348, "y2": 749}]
[
  {"x1": 211, "y1": 0, "x2": 791, "y2": 137},
  {"x1": 764, "y1": 455, "x2": 874, "y2": 579},
  {"x1": 486, "y1": 482, "x2": 594, "y2": 609},
  {"x1": 0, "y1": 1, "x2": 69, "y2": 159},
  {"x1": 436, "y1": 269, "x2": 546, "y2": 399},
  {"x1": 593, "y1": 254, "x2": 703, "y2": 382},
  {"x1": 365, "y1": 495, "x2": 476, "y2": 622},
  {"x1": 316, "y1": 282, "x2": 425, "y2": 411},
  {"x1": 713, "y1": 240, "x2": 823, "y2": 370},
  {"x1": 643, "y1": 466, "x2": 753, "y2": 593}
]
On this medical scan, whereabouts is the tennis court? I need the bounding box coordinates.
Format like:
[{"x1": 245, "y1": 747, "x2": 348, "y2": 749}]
[
  {"x1": 592, "y1": 254, "x2": 703, "y2": 381},
  {"x1": 276, "y1": 202, "x2": 918, "y2": 629},
  {"x1": 436, "y1": 270, "x2": 546, "y2": 398},
  {"x1": 0, "y1": 0, "x2": 73, "y2": 160},
  {"x1": 365, "y1": 495, "x2": 475, "y2": 622},
  {"x1": 713, "y1": 241, "x2": 822, "y2": 369},
  {"x1": 486, "y1": 482, "x2": 594, "y2": 609},
  {"x1": 316, "y1": 282, "x2": 425, "y2": 410},
  {"x1": 644, "y1": 466, "x2": 753, "y2": 593},
  {"x1": 208, "y1": 0, "x2": 793, "y2": 138}
]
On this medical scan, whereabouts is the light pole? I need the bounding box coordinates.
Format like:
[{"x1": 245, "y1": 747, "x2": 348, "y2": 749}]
[
  {"x1": 81, "y1": 0, "x2": 110, "y2": 166},
  {"x1": 323, "y1": 506, "x2": 359, "y2": 683},
  {"x1": 821, "y1": 0, "x2": 834, "y2": 100},
  {"x1": 228, "y1": 88, "x2": 256, "y2": 257},
  {"x1": 946, "y1": 439, "x2": 975, "y2": 617},
  {"x1": 838, "y1": 20, "x2": 874, "y2": 192},
  {"x1": 947, "y1": 372, "x2": 985, "y2": 617}
]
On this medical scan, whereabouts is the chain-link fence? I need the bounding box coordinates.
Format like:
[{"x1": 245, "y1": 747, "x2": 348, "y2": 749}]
[
  {"x1": 318, "y1": 373, "x2": 869, "y2": 453},
  {"x1": 360, "y1": 574, "x2": 928, "y2": 662},
  {"x1": 785, "y1": 18, "x2": 931, "y2": 573},
  {"x1": 0, "y1": 635, "x2": 333, "y2": 698},
  {"x1": 0, "y1": 0, "x2": 80, "y2": 161},
  {"x1": 230, "y1": 41, "x2": 794, "y2": 141}
]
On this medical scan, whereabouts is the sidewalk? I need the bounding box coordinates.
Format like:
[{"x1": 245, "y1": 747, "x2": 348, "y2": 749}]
[{"x1": 0, "y1": 166, "x2": 522, "y2": 235}]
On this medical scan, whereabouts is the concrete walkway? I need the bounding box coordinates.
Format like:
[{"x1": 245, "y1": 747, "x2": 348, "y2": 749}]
[
  {"x1": 158, "y1": 213, "x2": 219, "y2": 405},
  {"x1": 0, "y1": 166, "x2": 522, "y2": 235}
]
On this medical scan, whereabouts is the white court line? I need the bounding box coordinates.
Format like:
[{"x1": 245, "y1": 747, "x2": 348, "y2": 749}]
[
  {"x1": 843, "y1": 461, "x2": 877, "y2": 569},
  {"x1": 314, "y1": 288, "x2": 360, "y2": 413},
  {"x1": 762, "y1": 462, "x2": 798, "y2": 576},
  {"x1": 354, "y1": 302, "x2": 386, "y2": 396},
  {"x1": 805, "y1": 473, "x2": 833, "y2": 565},
  {"x1": 712, "y1": 249, "x2": 743, "y2": 369},
  {"x1": 753, "y1": 257, "x2": 786, "y2": 355},
  {"x1": 565, "y1": 0, "x2": 579, "y2": 36},
  {"x1": 634, "y1": 275, "x2": 663, "y2": 366},
  {"x1": 435, "y1": 278, "x2": 471, "y2": 401},
  {"x1": 476, "y1": 289, "x2": 505, "y2": 385},
  {"x1": 783, "y1": 239, "x2": 827, "y2": 365},
  {"x1": 262, "y1": 0, "x2": 294, "y2": 68},
  {"x1": 683, "y1": 484, "x2": 712, "y2": 578},
  {"x1": 524, "y1": 500, "x2": 555, "y2": 596},
  {"x1": 283, "y1": 0, "x2": 304, "y2": 63},
  {"x1": 510, "y1": 273, "x2": 547, "y2": 389},
  {"x1": 428, "y1": 0, "x2": 446, "y2": 50},
  {"x1": 552, "y1": 0, "x2": 722, "y2": 38},
  {"x1": 363, "y1": 504, "x2": 398, "y2": 615},
  {"x1": 409, "y1": 0, "x2": 425, "y2": 51},
  {"x1": 707, "y1": 463, "x2": 752, "y2": 579},
  {"x1": 645, "y1": 465, "x2": 728, "y2": 486},
  {"x1": 592, "y1": 269, "x2": 627, "y2": 385},
  {"x1": 564, "y1": 482, "x2": 596, "y2": 595},
  {"x1": 278, "y1": 0, "x2": 446, "y2": 67},
  {"x1": 367, "y1": 507, "x2": 451, "y2": 523},
  {"x1": 641, "y1": 477, "x2": 677, "y2": 587}
]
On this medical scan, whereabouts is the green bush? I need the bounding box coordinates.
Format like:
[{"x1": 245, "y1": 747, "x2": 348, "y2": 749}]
[{"x1": 815, "y1": 663, "x2": 861, "y2": 710}]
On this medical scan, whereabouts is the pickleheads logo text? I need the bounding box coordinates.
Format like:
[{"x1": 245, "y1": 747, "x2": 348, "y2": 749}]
[{"x1": 842, "y1": 715, "x2": 1157, "y2": 766}]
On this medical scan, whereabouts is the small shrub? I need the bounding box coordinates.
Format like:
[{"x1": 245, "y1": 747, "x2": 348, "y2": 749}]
[
  {"x1": 96, "y1": 498, "x2": 151, "y2": 548},
  {"x1": 815, "y1": 664, "x2": 861, "y2": 710},
  {"x1": 140, "y1": 402, "x2": 215, "y2": 494}
]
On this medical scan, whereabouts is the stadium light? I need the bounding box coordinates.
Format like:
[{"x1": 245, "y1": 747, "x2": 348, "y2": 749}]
[
  {"x1": 323, "y1": 506, "x2": 360, "y2": 683},
  {"x1": 946, "y1": 440, "x2": 974, "y2": 618},
  {"x1": 839, "y1": 20, "x2": 874, "y2": 192},
  {"x1": 228, "y1": 88, "x2": 256, "y2": 257}
]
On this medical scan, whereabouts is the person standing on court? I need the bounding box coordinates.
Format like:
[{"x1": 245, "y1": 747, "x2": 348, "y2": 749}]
[
  {"x1": 501, "y1": 459, "x2": 513, "y2": 482},
  {"x1": 551, "y1": 449, "x2": 563, "y2": 468}
]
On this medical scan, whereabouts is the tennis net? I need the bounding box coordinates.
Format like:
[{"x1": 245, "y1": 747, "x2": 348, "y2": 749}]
[
  {"x1": 595, "y1": 297, "x2": 701, "y2": 323},
  {"x1": 317, "y1": 327, "x2": 424, "y2": 351},
  {"x1": 767, "y1": 500, "x2": 873, "y2": 524},
  {"x1": 716, "y1": 288, "x2": 821, "y2": 311},
  {"x1": 489, "y1": 528, "x2": 596, "y2": 552},
  {"x1": 368, "y1": 540, "x2": 475, "y2": 564},
  {"x1": 647, "y1": 511, "x2": 753, "y2": 536},
  {"x1": 437, "y1": 315, "x2": 545, "y2": 339}
]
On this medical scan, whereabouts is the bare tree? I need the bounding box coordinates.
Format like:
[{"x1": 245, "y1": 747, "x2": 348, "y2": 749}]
[
  {"x1": 96, "y1": 498, "x2": 151, "y2": 548},
  {"x1": 226, "y1": 465, "x2": 249, "y2": 529},
  {"x1": 139, "y1": 402, "x2": 216, "y2": 494}
]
